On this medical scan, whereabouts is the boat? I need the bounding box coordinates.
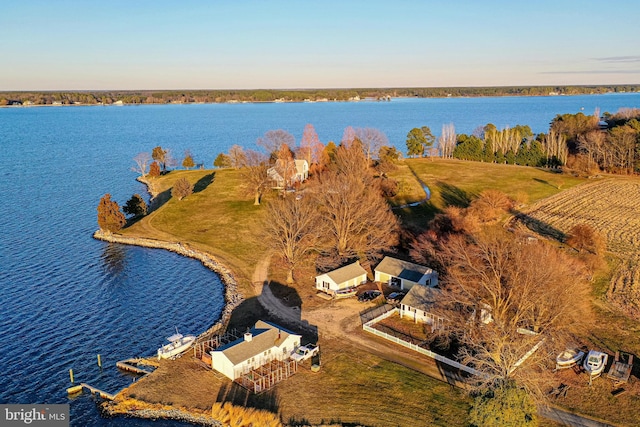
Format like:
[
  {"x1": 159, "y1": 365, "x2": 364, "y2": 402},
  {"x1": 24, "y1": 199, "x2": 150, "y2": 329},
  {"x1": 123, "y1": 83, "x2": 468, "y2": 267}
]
[
  {"x1": 157, "y1": 329, "x2": 196, "y2": 359},
  {"x1": 555, "y1": 349, "x2": 585, "y2": 370},
  {"x1": 334, "y1": 287, "x2": 357, "y2": 299},
  {"x1": 583, "y1": 350, "x2": 608, "y2": 377}
]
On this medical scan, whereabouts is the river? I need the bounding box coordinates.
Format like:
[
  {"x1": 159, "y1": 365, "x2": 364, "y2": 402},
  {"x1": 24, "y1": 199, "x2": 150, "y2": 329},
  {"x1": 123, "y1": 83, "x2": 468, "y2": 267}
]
[{"x1": 0, "y1": 93, "x2": 638, "y2": 426}]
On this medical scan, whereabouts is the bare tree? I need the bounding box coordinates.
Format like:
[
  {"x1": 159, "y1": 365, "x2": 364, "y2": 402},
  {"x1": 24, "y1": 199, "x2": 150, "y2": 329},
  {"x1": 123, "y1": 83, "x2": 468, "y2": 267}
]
[
  {"x1": 273, "y1": 144, "x2": 296, "y2": 188},
  {"x1": 427, "y1": 229, "x2": 591, "y2": 390},
  {"x1": 228, "y1": 144, "x2": 247, "y2": 169},
  {"x1": 263, "y1": 195, "x2": 323, "y2": 283},
  {"x1": 298, "y1": 123, "x2": 324, "y2": 166},
  {"x1": 132, "y1": 152, "x2": 152, "y2": 177},
  {"x1": 566, "y1": 224, "x2": 606, "y2": 255},
  {"x1": 341, "y1": 126, "x2": 357, "y2": 147},
  {"x1": 172, "y1": 177, "x2": 193, "y2": 200},
  {"x1": 316, "y1": 171, "x2": 399, "y2": 259},
  {"x1": 331, "y1": 140, "x2": 369, "y2": 178},
  {"x1": 241, "y1": 150, "x2": 270, "y2": 205},
  {"x1": 257, "y1": 129, "x2": 295, "y2": 157},
  {"x1": 543, "y1": 130, "x2": 568, "y2": 166},
  {"x1": 438, "y1": 123, "x2": 457, "y2": 158},
  {"x1": 355, "y1": 127, "x2": 388, "y2": 163}
]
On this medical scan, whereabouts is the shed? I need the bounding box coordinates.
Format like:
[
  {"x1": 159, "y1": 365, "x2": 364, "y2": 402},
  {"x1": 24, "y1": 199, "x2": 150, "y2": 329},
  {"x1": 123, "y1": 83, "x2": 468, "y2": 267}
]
[
  {"x1": 315, "y1": 261, "x2": 367, "y2": 295},
  {"x1": 399, "y1": 285, "x2": 444, "y2": 330}
]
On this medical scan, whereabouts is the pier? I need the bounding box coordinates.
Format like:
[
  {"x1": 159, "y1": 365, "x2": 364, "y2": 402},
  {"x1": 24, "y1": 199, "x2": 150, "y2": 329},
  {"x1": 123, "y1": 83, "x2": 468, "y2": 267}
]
[
  {"x1": 80, "y1": 383, "x2": 115, "y2": 400},
  {"x1": 116, "y1": 358, "x2": 154, "y2": 375}
]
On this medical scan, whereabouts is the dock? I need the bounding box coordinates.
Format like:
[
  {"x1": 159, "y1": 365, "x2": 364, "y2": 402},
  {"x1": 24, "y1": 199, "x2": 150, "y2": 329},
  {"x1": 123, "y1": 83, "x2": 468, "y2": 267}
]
[
  {"x1": 80, "y1": 383, "x2": 115, "y2": 400},
  {"x1": 116, "y1": 358, "x2": 154, "y2": 375}
]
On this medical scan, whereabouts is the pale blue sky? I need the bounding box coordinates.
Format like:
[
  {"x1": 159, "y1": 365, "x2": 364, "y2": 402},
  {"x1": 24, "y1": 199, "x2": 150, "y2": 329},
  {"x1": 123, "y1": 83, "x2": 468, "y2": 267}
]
[{"x1": 1, "y1": 0, "x2": 639, "y2": 90}]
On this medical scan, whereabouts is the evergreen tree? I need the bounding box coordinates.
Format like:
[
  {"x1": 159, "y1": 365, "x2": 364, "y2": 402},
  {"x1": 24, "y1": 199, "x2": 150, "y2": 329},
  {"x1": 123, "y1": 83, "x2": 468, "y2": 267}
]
[
  {"x1": 483, "y1": 139, "x2": 495, "y2": 163},
  {"x1": 505, "y1": 150, "x2": 516, "y2": 165},
  {"x1": 123, "y1": 194, "x2": 147, "y2": 218},
  {"x1": 495, "y1": 148, "x2": 506, "y2": 164},
  {"x1": 97, "y1": 194, "x2": 126, "y2": 232}
]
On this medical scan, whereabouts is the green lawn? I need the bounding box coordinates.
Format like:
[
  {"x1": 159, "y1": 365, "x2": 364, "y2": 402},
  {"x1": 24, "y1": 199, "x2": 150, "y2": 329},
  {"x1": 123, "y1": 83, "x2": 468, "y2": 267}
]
[
  {"x1": 389, "y1": 158, "x2": 586, "y2": 232},
  {"x1": 123, "y1": 168, "x2": 273, "y2": 289}
]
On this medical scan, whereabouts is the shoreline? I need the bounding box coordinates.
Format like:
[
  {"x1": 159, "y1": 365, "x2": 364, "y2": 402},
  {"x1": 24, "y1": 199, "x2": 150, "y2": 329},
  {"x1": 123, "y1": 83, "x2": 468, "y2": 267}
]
[{"x1": 92, "y1": 230, "x2": 243, "y2": 340}]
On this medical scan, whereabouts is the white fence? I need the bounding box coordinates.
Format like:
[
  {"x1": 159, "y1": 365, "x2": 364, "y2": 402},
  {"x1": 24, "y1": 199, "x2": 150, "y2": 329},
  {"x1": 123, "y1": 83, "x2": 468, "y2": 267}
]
[{"x1": 363, "y1": 308, "x2": 484, "y2": 377}]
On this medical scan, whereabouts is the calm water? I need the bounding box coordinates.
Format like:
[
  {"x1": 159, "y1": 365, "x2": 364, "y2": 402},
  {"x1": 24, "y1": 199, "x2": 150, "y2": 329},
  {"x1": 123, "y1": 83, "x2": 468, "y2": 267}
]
[{"x1": 0, "y1": 93, "x2": 638, "y2": 426}]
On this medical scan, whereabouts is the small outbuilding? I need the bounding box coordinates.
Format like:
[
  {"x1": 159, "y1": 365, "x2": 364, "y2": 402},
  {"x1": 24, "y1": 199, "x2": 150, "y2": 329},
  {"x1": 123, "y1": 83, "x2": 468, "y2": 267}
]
[
  {"x1": 315, "y1": 261, "x2": 367, "y2": 296},
  {"x1": 374, "y1": 256, "x2": 438, "y2": 291},
  {"x1": 210, "y1": 320, "x2": 301, "y2": 381}
]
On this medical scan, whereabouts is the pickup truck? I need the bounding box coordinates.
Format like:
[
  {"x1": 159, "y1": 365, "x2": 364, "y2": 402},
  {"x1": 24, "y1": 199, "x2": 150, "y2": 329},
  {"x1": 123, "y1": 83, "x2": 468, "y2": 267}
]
[{"x1": 291, "y1": 344, "x2": 319, "y2": 362}]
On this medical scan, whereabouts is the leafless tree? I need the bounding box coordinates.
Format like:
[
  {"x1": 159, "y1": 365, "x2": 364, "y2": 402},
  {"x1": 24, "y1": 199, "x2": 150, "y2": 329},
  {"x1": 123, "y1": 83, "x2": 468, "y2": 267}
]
[
  {"x1": 257, "y1": 129, "x2": 295, "y2": 157},
  {"x1": 543, "y1": 130, "x2": 568, "y2": 166},
  {"x1": 273, "y1": 144, "x2": 296, "y2": 188},
  {"x1": 355, "y1": 127, "x2": 388, "y2": 163},
  {"x1": 298, "y1": 123, "x2": 324, "y2": 166},
  {"x1": 241, "y1": 150, "x2": 270, "y2": 205},
  {"x1": 566, "y1": 224, "x2": 606, "y2": 255},
  {"x1": 172, "y1": 177, "x2": 193, "y2": 200},
  {"x1": 132, "y1": 152, "x2": 152, "y2": 177},
  {"x1": 341, "y1": 126, "x2": 357, "y2": 148},
  {"x1": 228, "y1": 144, "x2": 247, "y2": 169},
  {"x1": 331, "y1": 140, "x2": 369, "y2": 178},
  {"x1": 438, "y1": 123, "x2": 456, "y2": 158},
  {"x1": 426, "y1": 229, "x2": 591, "y2": 390},
  {"x1": 263, "y1": 195, "x2": 324, "y2": 283},
  {"x1": 315, "y1": 171, "x2": 399, "y2": 259}
]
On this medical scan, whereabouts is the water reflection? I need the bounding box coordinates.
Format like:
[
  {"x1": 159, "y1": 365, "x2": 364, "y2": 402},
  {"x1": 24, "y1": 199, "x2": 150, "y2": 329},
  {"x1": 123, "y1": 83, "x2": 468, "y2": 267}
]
[{"x1": 101, "y1": 243, "x2": 127, "y2": 276}]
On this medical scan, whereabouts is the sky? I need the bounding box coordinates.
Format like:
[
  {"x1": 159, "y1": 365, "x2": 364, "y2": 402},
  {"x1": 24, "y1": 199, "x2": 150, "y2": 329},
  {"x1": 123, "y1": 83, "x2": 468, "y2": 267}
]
[{"x1": 1, "y1": 0, "x2": 639, "y2": 91}]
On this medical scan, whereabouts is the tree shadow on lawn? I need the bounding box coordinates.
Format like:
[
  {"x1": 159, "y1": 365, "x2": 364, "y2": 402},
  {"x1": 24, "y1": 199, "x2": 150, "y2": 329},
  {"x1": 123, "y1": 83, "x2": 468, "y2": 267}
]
[
  {"x1": 227, "y1": 295, "x2": 318, "y2": 345},
  {"x1": 216, "y1": 381, "x2": 280, "y2": 413},
  {"x1": 511, "y1": 211, "x2": 566, "y2": 242},
  {"x1": 435, "y1": 181, "x2": 474, "y2": 208},
  {"x1": 194, "y1": 172, "x2": 215, "y2": 193}
]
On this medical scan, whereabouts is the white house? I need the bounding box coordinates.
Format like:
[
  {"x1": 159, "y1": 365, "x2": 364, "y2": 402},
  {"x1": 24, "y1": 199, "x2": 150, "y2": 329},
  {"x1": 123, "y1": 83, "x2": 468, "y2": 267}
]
[
  {"x1": 210, "y1": 320, "x2": 301, "y2": 381},
  {"x1": 315, "y1": 261, "x2": 367, "y2": 295},
  {"x1": 267, "y1": 159, "x2": 309, "y2": 188},
  {"x1": 374, "y1": 256, "x2": 438, "y2": 291},
  {"x1": 399, "y1": 285, "x2": 444, "y2": 331}
]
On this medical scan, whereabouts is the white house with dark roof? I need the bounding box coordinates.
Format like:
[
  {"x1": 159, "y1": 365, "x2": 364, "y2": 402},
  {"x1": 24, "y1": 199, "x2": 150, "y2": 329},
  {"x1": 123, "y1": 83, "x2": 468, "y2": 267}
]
[
  {"x1": 399, "y1": 285, "x2": 444, "y2": 331},
  {"x1": 210, "y1": 320, "x2": 301, "y2": 380},
  {"x1": 315, "y1": 261, "x2": 367, "y2": 295},
  {"x1": 374, "y1": 256, "x2": 438, "y2": 291},
  {"x1": 267, "y1": 159, "x2": 309, "y2": 188}
]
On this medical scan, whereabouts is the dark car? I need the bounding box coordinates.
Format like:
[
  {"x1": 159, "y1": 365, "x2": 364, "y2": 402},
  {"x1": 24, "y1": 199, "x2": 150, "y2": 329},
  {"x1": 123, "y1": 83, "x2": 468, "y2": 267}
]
[
  {"x1": 358, "y1": 290, "x2": 381, "y2": 302},
  {"x1": 386, "y1": 291, "x2": 406, "y2": 304}
]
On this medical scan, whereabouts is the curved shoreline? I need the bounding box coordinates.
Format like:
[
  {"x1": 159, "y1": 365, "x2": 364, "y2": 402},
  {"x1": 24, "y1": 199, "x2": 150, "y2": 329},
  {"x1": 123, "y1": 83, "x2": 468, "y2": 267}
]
[{"x1": 93, "y1": 230, "x2": 243, "y2": 340}]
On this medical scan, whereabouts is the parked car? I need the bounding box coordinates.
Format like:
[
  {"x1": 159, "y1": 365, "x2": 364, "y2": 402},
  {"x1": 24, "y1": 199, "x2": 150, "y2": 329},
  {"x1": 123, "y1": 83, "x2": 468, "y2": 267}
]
[
  {"x1": 386, "y1": 291, "x2": 406, "y2": 304},
  {"x1": 358, "y1": 290, "x2": 381, "y2": 302},
  {"x1": 291, "y1": 343, "x2": 320, "y2": 362}
]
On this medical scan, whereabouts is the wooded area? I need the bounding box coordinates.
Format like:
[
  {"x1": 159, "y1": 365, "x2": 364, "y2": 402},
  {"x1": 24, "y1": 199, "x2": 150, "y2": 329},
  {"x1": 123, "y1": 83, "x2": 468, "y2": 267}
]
[{"x1": 2, "y1": 85, "x2": 639, "y2": 106}]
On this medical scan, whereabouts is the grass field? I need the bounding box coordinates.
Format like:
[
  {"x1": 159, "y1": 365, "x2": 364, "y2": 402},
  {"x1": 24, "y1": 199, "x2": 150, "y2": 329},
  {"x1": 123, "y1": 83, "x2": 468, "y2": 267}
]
[
  {"x1": 389, "y1": 158, "x2": 586, "y2": 232},
  {"x1": 124, "y1": 169, "x2": 273, "y2": 290}
]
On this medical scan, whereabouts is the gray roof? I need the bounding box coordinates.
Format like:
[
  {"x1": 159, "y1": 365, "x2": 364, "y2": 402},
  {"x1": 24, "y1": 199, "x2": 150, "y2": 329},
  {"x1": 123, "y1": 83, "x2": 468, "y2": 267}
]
[
  {"x1": 216, "y1": 320, "x2": 299, "y2": 365},
  {"x1": 401, "y1": 284, "x2": 441, "y2": 312},
  {"x1": 324, "y1": 261, "x2": 367, "y2": 284},
  {"x1": 375, "y1": 256, "x2": 434, "y2": 283}
]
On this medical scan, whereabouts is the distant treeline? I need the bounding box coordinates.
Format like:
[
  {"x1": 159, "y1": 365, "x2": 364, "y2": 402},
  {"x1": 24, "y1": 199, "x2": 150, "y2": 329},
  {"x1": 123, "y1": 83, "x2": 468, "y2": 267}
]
[{"x1": 1, "y1": 85, "x2": 639, "y2": 106}]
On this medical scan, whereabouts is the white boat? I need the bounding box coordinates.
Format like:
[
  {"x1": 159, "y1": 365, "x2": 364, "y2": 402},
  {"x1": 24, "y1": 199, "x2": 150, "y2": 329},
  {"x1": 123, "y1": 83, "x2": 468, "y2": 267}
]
[
  {"x1": 583, "y1": 350, "x2": 608, "y2": 377},
  {"x1": 157, "y1": 330, "x2": 196, "y2": 360},
  {"x1": 555, "y1": 349, "x2": 585, "y2": 370}
]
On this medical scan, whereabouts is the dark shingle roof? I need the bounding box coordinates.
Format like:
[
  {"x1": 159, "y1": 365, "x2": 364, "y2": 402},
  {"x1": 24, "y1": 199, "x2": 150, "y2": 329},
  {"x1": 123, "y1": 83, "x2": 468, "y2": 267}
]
[{"x1": 375, "y1": 256, "x2": 434, "y2": 283}]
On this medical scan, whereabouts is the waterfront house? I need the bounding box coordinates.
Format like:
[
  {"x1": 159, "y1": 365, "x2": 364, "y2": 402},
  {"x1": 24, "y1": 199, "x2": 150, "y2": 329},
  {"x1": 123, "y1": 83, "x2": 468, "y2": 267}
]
[
  {"x1": 374, "y1": 256, "x2": 438, "y2": 291},
  {"x1": 210, "y1": 320, "x2": 301, "y2": 381},
  {"x1": 315, "y1": 261, "x2": 367, "y2": 296},
  {"x1": 267, "y1": 159, "x2": 309, "y2": 188}
]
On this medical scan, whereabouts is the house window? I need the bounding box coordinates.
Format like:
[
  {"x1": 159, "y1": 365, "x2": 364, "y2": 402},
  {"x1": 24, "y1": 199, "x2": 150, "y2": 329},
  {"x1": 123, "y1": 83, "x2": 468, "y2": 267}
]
[{"x1": 323, "y1": 281, "x2": 330, "y2": 289}]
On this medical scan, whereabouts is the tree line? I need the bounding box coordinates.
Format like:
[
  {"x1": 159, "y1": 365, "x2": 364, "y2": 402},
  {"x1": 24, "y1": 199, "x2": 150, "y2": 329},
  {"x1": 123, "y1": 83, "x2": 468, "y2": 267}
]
[
  {"x1": 2, "y1": 84, "x2": 638, "y2": 106},
  {"x1": 407, "y1": 108, "x2": 640, "y2": 175}
]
